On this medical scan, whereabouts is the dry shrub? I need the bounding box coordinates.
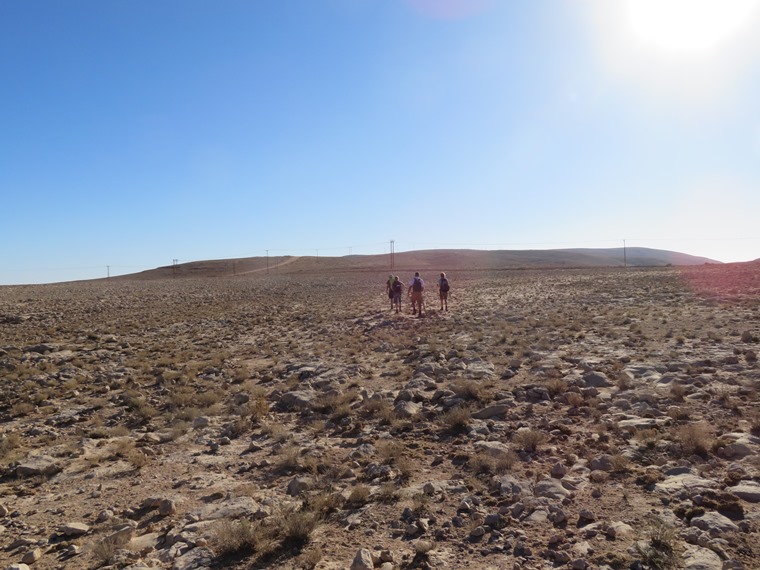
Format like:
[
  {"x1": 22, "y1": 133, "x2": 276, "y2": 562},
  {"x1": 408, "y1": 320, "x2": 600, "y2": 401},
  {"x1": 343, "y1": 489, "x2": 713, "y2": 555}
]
[
  {"x1": 222, "y1": 418, "x2": 249, "y2": 439},
  {"x1": 196, "y1": 389, "x2": 224, "y2": 410},
  {"x1": 395, "y1": 455, "x2": 414, "y2": 479},
  {"x1": 376, "y1": 440, "x2": 403, "y2": 465},
  {"x1": 470, "y1": 451, "x2": 516, "y2": 475},
  {"x1": 440, "y1": 406, "x2": 471, "y2": 432},
  {"x1": 677, "y1": 422, "x2": 714, "y2": 457},
  {"x1": 329, "y1": 402, "x2": 352, "y2": 423},
  {"x1": 364, "y1": 397, "x2": 392, "y2": 415},
  {"x1": 109, "y1": 438, "x2": 137, "y2": 459},
  {"x1": 296, "y1": 546, "x2": 323, "y2": 570},
  {"x1": 669, "y1": 382, "x2": 686, "y2": 401},
  {"x1": 451, "y1": 380, "x2": 483, "y2": 402},
  {"x1": 10, "y1": 402, "x2": 34, "y2": 417},
  {"x1": 411, "y1": 493, "x2": 430, "y2": 516},
  {"x1": 303, "y1": 490, "x2": 344, "y2": 517},
  {"x1": 262, "y1": 422, "x2": 291, "y2": 443},
  {"x1": 213, "y1": 519, "x2": 261, "y2": 556},
  {"x1": 635, "y1": 517, "x2": 679, "y2": 569},
  {"x1": 609, "y1": 454, "x2": 632, "y2": 474},
  {"x1": 668, "y1": 406, "x2": 691, "y2": 421},
  {"x1": 0, "y1": 433, "x2": 21, "y2": 465},
  {"x1": 494, "y1": 450, "x2": 518, "y2": 473},
  {"x1": 545, "y1": 378, "x2": 567, "y2": 398},
  {"x1": 469, "y1": 452, "x2": 492, "y2": 474},
  {"x1": 126, "y1": 449, "x2": 148, "y2": 469},
  {"x1": 565, "y1": 392, "x2": 584, "y2": 408},
  {"x1": 377, "y1": 482, "x2": 399, "y2": 504},
  {"x1": 750, "y1": 413, "x2": 760, "y2": 437},
  {"x1": 0, "y1": 433, "x2": 22, "y2": 459},
  {"x1": 314, "y1": 390, "x2": 356, "y2": 417},
  {"x1": 90, "y1": 537, "x2": 121, "y2": 567},
  {"x1": 279, "y1": 508, "x2": 320, "y2": 546},
  {"x1": 634, "y1": 428, "x2": 661, "y2": 449},
  {"x1": 513, "y1": 428, "x2": 547, "y2": 452},
  {"x1": 274, "y1": 444, "x2": 302, "y2": 473},
  {"x1": 213, "y1": 507, "x2": 320, "y2": 558},
  {"x1": 347, "y1": 484, "x2": 371, "y2": 507}
]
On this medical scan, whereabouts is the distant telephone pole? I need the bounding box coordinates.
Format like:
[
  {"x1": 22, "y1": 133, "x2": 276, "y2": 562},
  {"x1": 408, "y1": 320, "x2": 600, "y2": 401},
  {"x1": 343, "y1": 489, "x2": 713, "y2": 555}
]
[
  {"x1": 390, "y1": 239, "x2": 395, "y2": 270},
  {"x1": 623, "y1": 239, "x2": 627, "y2": 268},
  {"x1": 172, "y1": 259, "x2": 178, "y2": 278},
  {"x1": 266, "y1": 250, "x2": 269, "y2": 274}
]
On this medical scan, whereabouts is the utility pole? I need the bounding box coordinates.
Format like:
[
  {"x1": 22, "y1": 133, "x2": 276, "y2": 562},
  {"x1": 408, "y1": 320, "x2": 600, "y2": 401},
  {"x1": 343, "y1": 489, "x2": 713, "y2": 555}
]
[
  {"x1": 623, "y1": 239, "x2": 627, "y2": 268},
  {"x1": 172, "y1": 259, "x2": 178, "y2": 278},
  {"x1": 266, "y1": 250, "x2": 269, "y2": 274},
  {"x1": 390, "y1": 239, "x2": 395, "y2": 270}
]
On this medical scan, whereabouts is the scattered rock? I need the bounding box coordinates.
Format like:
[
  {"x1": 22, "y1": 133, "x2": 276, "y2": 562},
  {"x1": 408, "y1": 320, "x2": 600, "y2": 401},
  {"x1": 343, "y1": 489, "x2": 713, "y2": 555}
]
[
  {"x1": 350, "y1": 548, "x2": 374, "y2": 570},
  {"x1": 59, "y1": 522, "x2": 90, "y2": 536}
]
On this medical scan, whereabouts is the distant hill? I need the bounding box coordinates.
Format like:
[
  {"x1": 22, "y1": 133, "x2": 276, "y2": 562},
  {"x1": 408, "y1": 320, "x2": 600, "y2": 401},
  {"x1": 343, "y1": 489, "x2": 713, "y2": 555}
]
[{"x1": 115, "y1": 247, "x2": 721, "y2": 281}]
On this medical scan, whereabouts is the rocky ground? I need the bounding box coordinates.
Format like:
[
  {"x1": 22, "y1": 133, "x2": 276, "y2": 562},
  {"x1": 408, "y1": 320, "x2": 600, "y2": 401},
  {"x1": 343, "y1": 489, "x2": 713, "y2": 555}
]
[{"x1": 1, "y1": 265, "x2": 759, "y2": 570}]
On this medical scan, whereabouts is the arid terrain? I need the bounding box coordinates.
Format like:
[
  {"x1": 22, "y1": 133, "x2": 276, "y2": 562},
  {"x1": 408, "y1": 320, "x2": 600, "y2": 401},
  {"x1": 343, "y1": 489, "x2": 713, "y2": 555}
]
[{"x1": 1, "y1": 261, "x2": 760, "y2": 570}]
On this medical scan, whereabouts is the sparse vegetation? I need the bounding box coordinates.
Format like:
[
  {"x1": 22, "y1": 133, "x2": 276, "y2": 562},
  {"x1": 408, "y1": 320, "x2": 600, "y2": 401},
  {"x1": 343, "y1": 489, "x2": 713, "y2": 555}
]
[
  {"x1": 1, "y1": 264, "x2": 759, "y2": 569},
  {"x1": 513, "y1": 428, "x2": 547, "y2": 452}
]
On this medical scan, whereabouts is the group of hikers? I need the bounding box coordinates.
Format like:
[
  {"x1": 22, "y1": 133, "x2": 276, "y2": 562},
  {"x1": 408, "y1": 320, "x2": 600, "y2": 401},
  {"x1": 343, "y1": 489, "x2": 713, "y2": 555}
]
[{"x1": 385, "y1": 271, "x2": 449, "y2": 317}]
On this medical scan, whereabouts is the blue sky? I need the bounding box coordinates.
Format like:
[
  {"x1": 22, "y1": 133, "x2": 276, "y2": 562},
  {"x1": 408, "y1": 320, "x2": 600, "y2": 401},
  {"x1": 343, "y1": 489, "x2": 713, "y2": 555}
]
[{"x1": 2, "y1": 0, "x2": 760, "y2": 284}]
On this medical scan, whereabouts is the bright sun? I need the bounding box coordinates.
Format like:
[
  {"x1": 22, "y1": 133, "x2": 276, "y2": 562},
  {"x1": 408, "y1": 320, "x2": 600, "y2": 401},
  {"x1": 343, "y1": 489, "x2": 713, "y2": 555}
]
[{"x1": 626, "y1": 0, "x2": 758, "y2": 55}]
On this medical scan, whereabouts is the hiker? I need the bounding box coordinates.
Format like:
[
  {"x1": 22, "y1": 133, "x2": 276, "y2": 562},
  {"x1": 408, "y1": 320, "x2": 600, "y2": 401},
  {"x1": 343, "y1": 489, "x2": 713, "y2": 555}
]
[
  {"x1": 407, "y1": 272, "x2": 425, "y2": 317},
  {"x1": 437, "y1": 272, "x2": 450, "y2": 311},
  {"x1": 392, "y1": 275, "x2": 403, "y2": 313},
  {"x1": 385, "y1": 274, "x2": 395, "y2": 311}
]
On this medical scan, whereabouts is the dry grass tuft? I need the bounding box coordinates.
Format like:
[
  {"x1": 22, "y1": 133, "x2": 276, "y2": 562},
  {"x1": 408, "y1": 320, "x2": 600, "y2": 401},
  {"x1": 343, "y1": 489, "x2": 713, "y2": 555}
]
[
  {"x1": 513, "y1": 428, "x2": 547, "y2": 452},
  {"x1": 439, "y1": 406, "x2": 471, "y2": 432},
  {"x1": 213, "y1": 506, "x2": 320, "y2": 559},
  {"x1": 677, "y1": 422, "x2": 714, "y2": 458},
  {"x1": 346, "y1": 484, "x2": 371, "y2": 507},
  {"x1": 634, "y1": 517, "x2": 680, "y2": 569}
]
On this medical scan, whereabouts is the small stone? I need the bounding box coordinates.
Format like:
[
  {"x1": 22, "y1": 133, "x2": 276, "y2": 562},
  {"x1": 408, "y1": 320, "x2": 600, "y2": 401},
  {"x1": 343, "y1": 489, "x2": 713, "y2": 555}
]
[
  {"x1": 158, "y1": 499, "x2": 176, "y2": 516},
  {"x1": 66, "y1": 544, "x2": 81, "y2": 556},
  {"x1": 287, "y1": 476, "x2": 312, "y2": 497},
  {"x1": 59, "y1": 522, "x2": 90, "y2": 536},
  {"x1": 350, "y1": 548, "x2": 374, "y2": 570},
  {"x1": 551, "y1": 462, "x2": 568, "y2": 478},
  {"x1": 21, "y1": 548, "x2": 42, "y2": 564}
]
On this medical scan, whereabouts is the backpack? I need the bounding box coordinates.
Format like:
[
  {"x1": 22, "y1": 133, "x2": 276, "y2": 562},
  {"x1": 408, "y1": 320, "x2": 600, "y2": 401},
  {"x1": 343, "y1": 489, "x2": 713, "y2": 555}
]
[
  {"x1": 412, "y1": 277, "x2": 423, "y2": 292},
  {"x1": 393, "y1": 280, "x2": 403, "y2": 294},
  {"x1": 440, "y1": 278, "x2": 449, "y2": 292}
]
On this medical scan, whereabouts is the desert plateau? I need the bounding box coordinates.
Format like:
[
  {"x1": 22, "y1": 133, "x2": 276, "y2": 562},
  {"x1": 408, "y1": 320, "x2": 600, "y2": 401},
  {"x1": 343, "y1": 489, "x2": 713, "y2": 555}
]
[{"x1": 1, "y1": 257, "x2": 760, "y2": 570}]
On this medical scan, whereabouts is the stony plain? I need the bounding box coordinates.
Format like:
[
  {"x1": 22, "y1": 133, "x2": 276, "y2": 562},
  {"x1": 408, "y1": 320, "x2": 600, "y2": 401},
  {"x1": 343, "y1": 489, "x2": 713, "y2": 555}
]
[{"x1": 1, "y1": 261, "x2": 759, "y2": 570}]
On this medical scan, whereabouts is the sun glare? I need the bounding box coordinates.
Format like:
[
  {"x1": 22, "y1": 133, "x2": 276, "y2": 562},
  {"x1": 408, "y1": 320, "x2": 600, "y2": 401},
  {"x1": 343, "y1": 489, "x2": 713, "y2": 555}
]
[{"x1": 627, "y1": 0, "x2": 758, "y2": 55}]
